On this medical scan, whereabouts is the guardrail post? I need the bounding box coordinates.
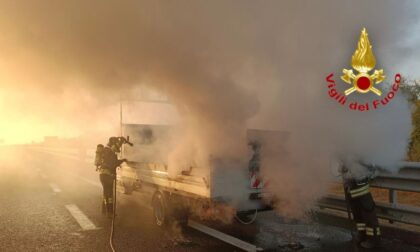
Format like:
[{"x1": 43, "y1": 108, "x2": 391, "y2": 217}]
[
  {"x1": 389, "y1": 189, "x2": 397, "y2": 206},
  {"x1": 388, "y1": 189, "x2": 397, "y2": 224}
]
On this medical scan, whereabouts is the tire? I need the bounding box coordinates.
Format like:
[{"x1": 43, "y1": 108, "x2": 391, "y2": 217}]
[{"x1": 152, "y1": 192, "x2": 168, "y2": 227}]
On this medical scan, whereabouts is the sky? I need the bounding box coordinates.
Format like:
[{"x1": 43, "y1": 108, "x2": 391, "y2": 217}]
[
  {"x1": 1, "y1": 0, "x2": 420, "y2": 216},
  {"x1": 0, "y1": 0, "x2": 419, "y2": 145}
]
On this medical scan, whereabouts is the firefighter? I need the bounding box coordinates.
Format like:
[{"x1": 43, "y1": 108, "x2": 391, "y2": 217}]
[
  {"x1": 341, "y1": 161, "x2": 381, "y2": 249},
  {"x1": 95, "y1": 137, "x2": 127, "y2": 216}
]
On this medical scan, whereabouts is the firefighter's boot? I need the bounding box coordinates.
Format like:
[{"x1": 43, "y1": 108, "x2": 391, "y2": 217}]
[
  {"x1": 361, "y1": 226, "x2": 380, "y2": 249},
  {"x1": 360, "y1": 238, "x2": 380, "y2": 249},
  {"x1": 353, "y1": 223, "x2": 367, "y2": 243}
]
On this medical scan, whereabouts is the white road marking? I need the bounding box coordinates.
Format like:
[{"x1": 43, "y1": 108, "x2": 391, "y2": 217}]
[
  {"x1": 65, "y1": 204, "x2": 98, "y2": 230},
  {"x1": 188, "y1": 220, "x2": 263, "y2": 252},
  {"x1": 49, "y1": 183, "x2": 61, "y2": 193}
]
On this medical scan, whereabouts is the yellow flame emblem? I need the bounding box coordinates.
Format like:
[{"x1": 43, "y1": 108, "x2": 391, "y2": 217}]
[{"x1": 341, "y1": 28, "x2": 385, "y2": 96}]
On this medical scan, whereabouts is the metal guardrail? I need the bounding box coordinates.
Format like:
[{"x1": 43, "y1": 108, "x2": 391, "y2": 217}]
[
  {"x1": 320, "y1": 162, "x2": 420, "y2": 227},
  {"x1": 319, "y1": 195, "x2": 420, "y2": 226}
]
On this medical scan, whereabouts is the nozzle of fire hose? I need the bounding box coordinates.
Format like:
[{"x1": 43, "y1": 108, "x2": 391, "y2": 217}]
[{"x1": 118, "y1": 137, "x2": 133, "y2": 146}]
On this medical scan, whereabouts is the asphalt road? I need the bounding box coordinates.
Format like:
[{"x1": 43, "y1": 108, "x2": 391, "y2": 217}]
[
  {"x1": 0, "y1": 146, "x2": 235, "y2": 252},
  {"x1": 0, "y1": 146, "x2": 419, "y2": 252}
]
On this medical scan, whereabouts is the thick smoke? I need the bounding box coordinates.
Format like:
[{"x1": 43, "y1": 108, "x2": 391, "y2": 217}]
[{"x1": 0, "y1": 0, "x2": 418, "y2": 216}]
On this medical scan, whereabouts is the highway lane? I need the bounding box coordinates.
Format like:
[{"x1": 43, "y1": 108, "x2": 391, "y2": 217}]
[
  {"x1": 0, "y1": 147, "x2": 235, "y2": 252},
  {"x1": 1, "y1": 146, "x2": 420, "y2": 252},
  {"x1": 0, "y1": 147, "x2": 97, "y2": 251}
]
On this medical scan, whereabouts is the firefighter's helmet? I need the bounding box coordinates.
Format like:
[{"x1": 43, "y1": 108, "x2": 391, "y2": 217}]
[
  {"x1": 107, "y1": 137, "x2": 118, "y2": 147},
  {"x1": 107, "y1": 137, "x2": 121, "y2": 153}
]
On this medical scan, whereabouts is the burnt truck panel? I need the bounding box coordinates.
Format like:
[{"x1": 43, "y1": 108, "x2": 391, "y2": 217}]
[{"x1": 122, "y1": 124, "x2": 172, "y2": 164}]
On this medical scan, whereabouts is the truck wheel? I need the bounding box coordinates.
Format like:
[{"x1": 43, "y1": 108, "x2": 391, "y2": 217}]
[{"x1": 152, "y1": 192, "x2": 168, "y2": 226}]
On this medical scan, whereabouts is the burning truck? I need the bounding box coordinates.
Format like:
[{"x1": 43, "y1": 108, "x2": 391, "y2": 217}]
[{"x1": 118, "y1": 123, "x2": 288, "y2": 226}]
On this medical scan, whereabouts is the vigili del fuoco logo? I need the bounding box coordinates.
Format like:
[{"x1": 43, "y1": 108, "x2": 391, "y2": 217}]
[{"x1": 326, "y1": 28, "x2": 401, "y2": 111}]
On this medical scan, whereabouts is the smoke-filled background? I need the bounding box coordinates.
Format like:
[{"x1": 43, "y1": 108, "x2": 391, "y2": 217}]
[{"x1": 0, "y1": 0, "x2": 419, "y2": 216}]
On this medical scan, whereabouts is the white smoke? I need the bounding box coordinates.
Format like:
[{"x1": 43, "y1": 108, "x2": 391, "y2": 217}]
[{"x1": 0, "y1": 0, "x2": 418, "y2": 216}]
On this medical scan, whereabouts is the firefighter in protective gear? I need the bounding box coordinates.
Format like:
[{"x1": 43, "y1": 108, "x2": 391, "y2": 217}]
[
  {"x1": 341, "y1": 162, "x2": 381, "y2": 249},
  {"x1": 95, "y1": 137, "x2": 127, "y2": 216}
]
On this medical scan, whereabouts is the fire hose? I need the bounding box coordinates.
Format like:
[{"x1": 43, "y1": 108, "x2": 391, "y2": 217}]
[
  {"x1": 235, "y1": 209, "x2": 258, "y2": 225},
  {"x1": 109, "y1": 177, "x2": 117, "y2": 252}
]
